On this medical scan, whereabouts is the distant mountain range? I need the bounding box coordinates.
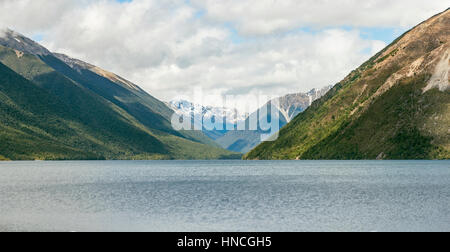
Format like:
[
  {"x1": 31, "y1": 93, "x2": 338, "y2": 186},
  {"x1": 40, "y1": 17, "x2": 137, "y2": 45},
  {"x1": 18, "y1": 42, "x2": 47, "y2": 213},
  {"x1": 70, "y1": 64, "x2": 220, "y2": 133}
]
[
  {"x1": 245, "y1": 9, "x2": 450, "y2": 160},
  {"x1": 170, "y1": 86, "x2": 331, "y2": 153},
  {"x1": 168, "y1": 99, "x2": 246, "y2": 140},
  {"x1": 0, "y1": 29, "x2": 240, "y2": 160}
]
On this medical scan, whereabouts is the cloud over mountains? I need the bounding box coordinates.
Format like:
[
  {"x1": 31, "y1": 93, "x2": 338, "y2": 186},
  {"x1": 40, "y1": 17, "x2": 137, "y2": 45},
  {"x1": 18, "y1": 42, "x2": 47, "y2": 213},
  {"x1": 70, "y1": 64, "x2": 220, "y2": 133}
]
[{"x1": 0, "y1": 0, "x2": 448, "y2": 105}]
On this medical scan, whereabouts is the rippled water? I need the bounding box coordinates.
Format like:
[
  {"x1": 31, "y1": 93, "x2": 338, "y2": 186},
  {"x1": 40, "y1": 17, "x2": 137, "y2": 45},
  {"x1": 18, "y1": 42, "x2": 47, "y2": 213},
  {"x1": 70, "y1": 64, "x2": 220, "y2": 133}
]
[{"x1": 0, "y1": 160, "x2": 449, "y2": 232}]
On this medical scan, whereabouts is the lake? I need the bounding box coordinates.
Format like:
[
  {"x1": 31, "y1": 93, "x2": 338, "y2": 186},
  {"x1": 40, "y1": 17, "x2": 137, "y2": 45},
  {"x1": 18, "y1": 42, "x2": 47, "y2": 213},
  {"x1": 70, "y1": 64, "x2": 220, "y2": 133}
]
[{"x1": 0, "y1": 160, "x2": 449, "y2": 232}]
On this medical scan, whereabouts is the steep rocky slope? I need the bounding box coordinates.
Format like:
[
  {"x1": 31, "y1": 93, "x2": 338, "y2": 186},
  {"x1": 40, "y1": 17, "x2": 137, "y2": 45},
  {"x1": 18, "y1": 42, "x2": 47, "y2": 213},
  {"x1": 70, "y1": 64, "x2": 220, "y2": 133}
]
[{"x1": 245, "y1": 9, "x2": 450, "y2": 160}]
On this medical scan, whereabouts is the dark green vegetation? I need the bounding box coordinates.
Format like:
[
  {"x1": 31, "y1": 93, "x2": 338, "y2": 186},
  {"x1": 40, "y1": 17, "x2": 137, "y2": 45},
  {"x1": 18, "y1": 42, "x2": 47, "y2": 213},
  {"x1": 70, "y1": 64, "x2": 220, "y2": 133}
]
[
  {"x1": 0, "y1": 36, "x2": 239, "y2": 160},
  {"x1": 245, "y1": 9, "x2": 450, "y2": 160}
]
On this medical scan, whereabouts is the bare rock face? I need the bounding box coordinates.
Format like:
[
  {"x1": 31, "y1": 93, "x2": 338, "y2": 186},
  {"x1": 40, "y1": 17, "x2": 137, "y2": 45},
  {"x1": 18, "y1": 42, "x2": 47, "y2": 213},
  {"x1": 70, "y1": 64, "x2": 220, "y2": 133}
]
[
  {"x1": 276, "y1": 86, "x2": 332, "y2": 123},
  {"x1": 423, "y1": 49, "x2": 449, "y2": 93},
  {"x1": 53, "y1": 52, "x2": 144, "y2": 92},
  {"x1": 0, "y1": 29, "x2": 50, "y2": 55},
  {"x1": 53, "y1": 53, "x2": 96, "y2": 70}
]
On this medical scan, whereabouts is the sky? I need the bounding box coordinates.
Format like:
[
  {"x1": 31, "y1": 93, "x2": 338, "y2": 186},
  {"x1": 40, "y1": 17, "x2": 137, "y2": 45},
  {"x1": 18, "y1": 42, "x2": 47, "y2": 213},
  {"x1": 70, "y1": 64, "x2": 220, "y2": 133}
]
[{"x1": 0, "y1": 0, "x2": 448, "y2": 108}]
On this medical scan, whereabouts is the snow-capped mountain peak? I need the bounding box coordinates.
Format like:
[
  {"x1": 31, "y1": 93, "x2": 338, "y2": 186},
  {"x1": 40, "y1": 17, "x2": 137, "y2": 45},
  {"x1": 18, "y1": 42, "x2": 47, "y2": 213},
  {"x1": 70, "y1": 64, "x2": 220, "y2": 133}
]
[{"x1": 169, "y1": 100, "x2": 247, "y2": 125}]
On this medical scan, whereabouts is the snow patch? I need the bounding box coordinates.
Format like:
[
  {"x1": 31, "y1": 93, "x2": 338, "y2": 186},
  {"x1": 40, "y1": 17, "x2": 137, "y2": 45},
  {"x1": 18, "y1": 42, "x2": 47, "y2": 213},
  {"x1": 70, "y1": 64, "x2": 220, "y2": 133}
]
[
  {"x1": 170, "y1": 100, "x2": 247, "y2": 125},
  {"x1": 424, "y1": 49, "x2": 450, "y2": 93}
]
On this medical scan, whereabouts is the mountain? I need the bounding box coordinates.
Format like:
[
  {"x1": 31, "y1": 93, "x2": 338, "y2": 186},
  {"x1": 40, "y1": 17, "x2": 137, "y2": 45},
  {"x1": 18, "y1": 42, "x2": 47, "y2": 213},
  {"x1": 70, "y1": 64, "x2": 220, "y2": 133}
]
[
  {"x1": 245, "y1": 9, "x2": 450, "y2": 160},
  {"x1": 184, "y1": 86, "x2": 329, "y2": 153},
  {"x1": 276, "y1": 86, "x2": 333, "y2": 122},
  {"x1": 169, "y1": 99, "x2": 246, "y2": 140},
  {"x1": 0, "y1": 29, "x2": 239, "y2": 160},
  {"x1": 169, "y1": 100, "x2": 247, "y2": 125},
  {"x1": 217, "y1": 87, "x2": 331, "y2": 153}
]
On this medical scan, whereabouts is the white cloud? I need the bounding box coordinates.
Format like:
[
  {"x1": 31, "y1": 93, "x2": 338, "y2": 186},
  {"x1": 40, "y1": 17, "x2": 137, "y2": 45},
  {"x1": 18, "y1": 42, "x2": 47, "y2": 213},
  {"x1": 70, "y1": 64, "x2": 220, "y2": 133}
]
[
  {"x1": 0, "y1": 0, "x2": 445, "y2": 108},
  {"x1": 0, "y1": 0, "x2": 82, "y2": 34},
  {"x1": 0, "y1": 28, "x2": 7, "y2": 38},
  {"x1": 191, "y1": 0, "x2": 449, "y2": 35},
  {"x1": 122, "y1": 28, "x2": 385, "y2": 104}
]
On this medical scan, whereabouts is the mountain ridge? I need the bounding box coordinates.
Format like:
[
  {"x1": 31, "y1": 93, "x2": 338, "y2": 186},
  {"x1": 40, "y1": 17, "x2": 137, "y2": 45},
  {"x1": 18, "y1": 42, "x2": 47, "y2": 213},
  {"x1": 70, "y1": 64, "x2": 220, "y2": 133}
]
[
  {"x1": 169, "y1": 86, "x2": 331, "y2": 153},
  {"x1": 245, "y1": 9, "x2": 450, "y2": 160},
  {"x1": 191, "y1": 86, "x2": 332, "y2": 153},
  {"x1": 217, "y1": 86, "x2": 332, "y2": 153},
  {"x1": 0, "y1": 30, "x2": 239, "y2": 160}
]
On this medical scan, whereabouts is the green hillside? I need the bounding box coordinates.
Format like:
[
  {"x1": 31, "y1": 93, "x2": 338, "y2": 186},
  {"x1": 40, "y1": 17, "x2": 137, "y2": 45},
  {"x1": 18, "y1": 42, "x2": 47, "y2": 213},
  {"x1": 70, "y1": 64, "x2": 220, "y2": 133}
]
[
  {"x1": 245, "y1": 9, "x2": 450, "y2": 160},
  {"x1": 0, "y1": 37, "x2": 239, "y2": 160}
]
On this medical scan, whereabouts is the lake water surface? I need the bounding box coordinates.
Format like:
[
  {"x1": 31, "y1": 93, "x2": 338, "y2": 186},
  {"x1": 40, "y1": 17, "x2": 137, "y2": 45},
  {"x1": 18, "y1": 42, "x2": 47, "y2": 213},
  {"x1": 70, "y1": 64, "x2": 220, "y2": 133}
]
[{"x1": 0, "y1": 160, "x2": 449, "y2": 232}]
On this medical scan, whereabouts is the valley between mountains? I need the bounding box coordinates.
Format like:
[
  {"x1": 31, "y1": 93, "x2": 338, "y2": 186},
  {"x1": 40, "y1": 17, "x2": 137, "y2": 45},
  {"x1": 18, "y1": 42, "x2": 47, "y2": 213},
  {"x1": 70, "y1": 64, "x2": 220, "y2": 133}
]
[{"x1": 0, "y1": 8, "x2": 449, "y2": 161}]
